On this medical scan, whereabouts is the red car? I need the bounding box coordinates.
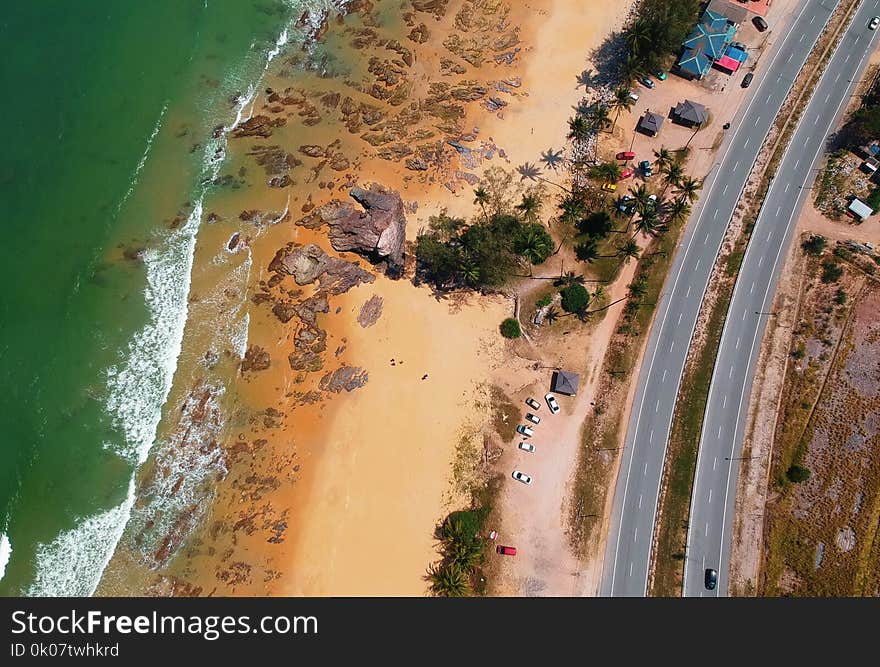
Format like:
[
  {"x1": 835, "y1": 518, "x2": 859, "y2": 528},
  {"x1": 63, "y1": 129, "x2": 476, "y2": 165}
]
[
  {"x1": 619, "y1": 168, "x2": 634, "y2": 180},
  {"x1": 496, "y1": 545, "x2": 517, "y2": 556},
  {"x1": 616, "y1": 151, "x2": 636, "y2": 160}
]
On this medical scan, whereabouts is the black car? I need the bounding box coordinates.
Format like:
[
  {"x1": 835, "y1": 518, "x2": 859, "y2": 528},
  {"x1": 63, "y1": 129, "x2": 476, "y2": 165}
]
[
  {"x1": 753, "y1": 16, "x2": 768, "y2": 32},
  {"x1": 705, "y1": 568, "x2": 718, "y2": 590},
  {"x1": 741, "y1": 72, "x2": 754, "y2": 88}
]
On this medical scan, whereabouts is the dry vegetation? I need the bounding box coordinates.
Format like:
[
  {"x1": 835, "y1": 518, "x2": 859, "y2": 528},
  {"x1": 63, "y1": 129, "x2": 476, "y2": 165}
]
[{"x1": 761, "y1": 244, "x2": 880, "y2": 596}]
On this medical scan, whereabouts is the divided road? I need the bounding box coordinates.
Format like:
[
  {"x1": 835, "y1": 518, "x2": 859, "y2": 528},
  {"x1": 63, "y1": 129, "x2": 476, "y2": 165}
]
[
  {"x1": 683, "y1": 0, "x2": 880, "y2": 597},
  {"x1": 601, "y1": 0, "x2": 842, "y2": 597}
]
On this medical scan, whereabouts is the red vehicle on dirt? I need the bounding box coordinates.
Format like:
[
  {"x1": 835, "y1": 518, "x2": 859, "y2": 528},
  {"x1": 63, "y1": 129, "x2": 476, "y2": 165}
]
[
  {"x1": 616, "y1": 151, "x2": 636, "y2": 160},
  {"x1": 496, "y1": 545, "x2": 517, "y2": 556},
  {"x1": 619, "y1": 168, "x2": 634, "y2": 180}
]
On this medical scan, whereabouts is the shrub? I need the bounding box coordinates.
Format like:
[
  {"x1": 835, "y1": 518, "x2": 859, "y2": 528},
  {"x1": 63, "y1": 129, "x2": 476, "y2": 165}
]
[
  {"x1": 499, "y1": 318, "x2": 522, "y2": 339},
  {"x1": 786, "y1": 465, "x2": 811, "y2": 483},
  {"x1": 834, "y1": 288, "x2": 847, "y2": 305},
  {"x1": 560, "y1": 284, "x2": 590, "y2": 313},
  {"x1": 820, "y1": 260, "x2": 843, "y2": 283},
  {"x1": 536, "y1": 294, "x2": 552, "y2": 308},
  {"x1": 801, "y1": 234, "x2": 827, "y2": 256}
]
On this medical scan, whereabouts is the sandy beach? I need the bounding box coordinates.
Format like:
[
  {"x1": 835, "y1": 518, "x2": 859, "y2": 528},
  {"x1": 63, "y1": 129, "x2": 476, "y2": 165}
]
[{"x1": 92, "y1": 0, "x2": 649, "y2": 597}]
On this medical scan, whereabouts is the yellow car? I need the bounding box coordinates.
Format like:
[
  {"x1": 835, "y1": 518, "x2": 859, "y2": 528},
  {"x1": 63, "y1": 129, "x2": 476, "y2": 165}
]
[{"x1": 601, "y1": 182, "x2": 617, "y2": 192}]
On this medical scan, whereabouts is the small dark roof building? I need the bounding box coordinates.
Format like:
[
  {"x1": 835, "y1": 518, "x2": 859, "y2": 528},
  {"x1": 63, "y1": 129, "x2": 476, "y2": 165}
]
[
  {"x1": 638, "y1": 110, "x2": 665, "y2": 137},
  {"x1": 551, "y1": 370, "x2": 580, "y2": 396},
  {"x1": 674, "y1": 100, "x2": 709, "y2": 127}
]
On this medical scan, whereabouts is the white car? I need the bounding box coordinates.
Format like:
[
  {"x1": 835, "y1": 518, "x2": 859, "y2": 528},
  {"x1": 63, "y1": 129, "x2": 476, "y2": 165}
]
[
  {"x1": 525, "y1": 397, "x2": 541, "y2": 410},
  {"x1": 516, "y1": 424, "x2": 534, "y2": 437},
  {"x1": 518, "y1": 441, "x2": 536, "y2": 453},
  {"x1": 544, "y1": 393, "x2": 560, "y2": 414},
  {"x1": 512, "y1": 470, "x2": 532, "y2": 485},
  {"x1": 525, "y1": 412, "x2": 541, "y2": 425},
  {"x1": 870, "y1": 16, "x2": 879, "y2": 30}
]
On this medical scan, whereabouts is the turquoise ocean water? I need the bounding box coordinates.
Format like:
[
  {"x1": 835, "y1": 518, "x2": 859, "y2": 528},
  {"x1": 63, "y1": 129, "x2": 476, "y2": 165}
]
[{"x1": 0, "y1": 0, "x2": 335, "y2": 596}]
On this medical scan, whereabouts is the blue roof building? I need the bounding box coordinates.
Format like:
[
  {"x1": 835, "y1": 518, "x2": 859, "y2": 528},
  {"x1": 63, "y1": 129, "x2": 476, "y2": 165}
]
[{"x1": 676, "y1": 9, "x2": 737, "y2": 80}]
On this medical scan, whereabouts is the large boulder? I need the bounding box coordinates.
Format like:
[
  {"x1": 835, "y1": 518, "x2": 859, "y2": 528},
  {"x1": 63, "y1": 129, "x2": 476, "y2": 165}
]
[
  {"x1": 268, "y1": 243, "x2": 375, "y2": 294},
  {"x1": 304, "y1": 184, "x2": 407, "y2": 277}
]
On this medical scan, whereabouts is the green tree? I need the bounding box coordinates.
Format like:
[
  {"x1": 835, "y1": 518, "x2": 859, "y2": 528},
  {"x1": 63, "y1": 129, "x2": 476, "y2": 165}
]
[
  {"x1": 611, "y1": 86, "x2": 635, "y2": 130},
  {"x1": 675, "y1": 176, "x2": 702, "y2": 203},
  {"x1": 618, "y1": 239, "x2": 642, "y2": 264},
  {"x1": 515, "y1": 193, "x2": 543, "y2": 223},
  {"x1": 500, "y1": 318, "x2": 522, "y2": 339},
  {"x1": 513, "y1": 223, "x2": 554, "y2": 266},
  {"x1": 473, "y1": 187, "x2": 490, "y2": 222},
  {"x1": 821, "y1": 260, "x2": 843, "y2": 283},
  {"x1": 567, "y1": 115, "x2": 592, "y2": 143},
  {"x1": 561, "y1": 283, "x2": 591, "y2": 314},
  {"x1": 801, "y1": 234, "x2": 827, "y2": 256},
  {"x1": 589, "y1": 161, "x2": 622, "y2": 183},
  {"x1": 662, "y1": 162, "x2": 684, "y2": 195},
  {"x1": 426, "y1": 562, "x2": 470, "y2": 597},
  {"x1": 786, "y1": 465, "x2": 811, "y2": 484},
  {"x1": 667, "y1": 196, "x2": 691, "y2": 225},
  {"x1": 653, "y1": 146, "x2": 673, "y2": 174}
]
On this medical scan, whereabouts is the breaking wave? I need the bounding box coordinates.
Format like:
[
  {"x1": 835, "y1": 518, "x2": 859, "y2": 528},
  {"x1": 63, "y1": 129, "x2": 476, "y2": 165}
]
[{"x1": 23, "y1": 2, "x2": 336, "y2": 596}]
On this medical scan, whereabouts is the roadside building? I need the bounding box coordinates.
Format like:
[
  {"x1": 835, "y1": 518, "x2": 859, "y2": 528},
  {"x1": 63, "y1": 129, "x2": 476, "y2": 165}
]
[
  {"x1": 848, "y1": 197, "x2": 874, "y2": 222},
  {"x1": 673, "y1": 99, "x2": 709, "y2": 128},
  {"x1": 638, "y1": 110, "x2": 665, "y2": 137},
  {"x1": 551, "y1": 370, "x2": 580, "y2": 396},
  {"x1": 675, "y1": 8, "x2": 738, "y2": 80},
  {"x1": 861, "y1": 156, "x2": 879, "y2": 175}
]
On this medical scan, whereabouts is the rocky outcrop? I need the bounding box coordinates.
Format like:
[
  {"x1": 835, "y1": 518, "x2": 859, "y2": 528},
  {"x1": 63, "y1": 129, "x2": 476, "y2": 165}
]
[
  {"x1": 357, "y1": 295, "x2": 384, "y2": 328},
  {"x1": 268, "y1": 243, "x2": 374, "y2": 294},
  {"x1": 240, "y1": 345, "x2": 271, "y2": 373},
  {"x1": 300, "y1": 185, "x2": 407, "y2": 277},
  {"x1": 319, "y1": 366, "x2": 369, "y2": 393}
]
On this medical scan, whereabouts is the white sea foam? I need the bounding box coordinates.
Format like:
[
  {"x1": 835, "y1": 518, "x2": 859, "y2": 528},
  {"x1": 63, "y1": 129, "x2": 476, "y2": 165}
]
[
  {"x1": 26, "y1": 481, "x2": 134, "y2": 597},
  {"x1": 27, "y1": 2, "x2": 328, "y2": 597},
  {"x1": 105, "y1": 200, "x2": 202, "y2": 464},
  {"x1": 116, "y1": 103, "x2": 169, "y2": 216},
  {"x1": 0, "y1": 532, "x2": 11, "y2": 583}
]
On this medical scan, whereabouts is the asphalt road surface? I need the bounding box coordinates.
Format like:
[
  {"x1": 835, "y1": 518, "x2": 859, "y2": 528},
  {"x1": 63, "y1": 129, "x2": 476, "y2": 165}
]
[
  {"x1": 601, "y1": 0, "x2": 843, "y2": 597},
  {"x1": 683, "y1": 0, "x2": 880, "y2": 598}
]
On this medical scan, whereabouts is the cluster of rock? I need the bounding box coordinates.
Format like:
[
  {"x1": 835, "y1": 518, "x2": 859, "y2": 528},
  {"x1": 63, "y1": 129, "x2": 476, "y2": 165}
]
[{"x1": 297, "y1": 184, "x2": 407, "y2": 277}]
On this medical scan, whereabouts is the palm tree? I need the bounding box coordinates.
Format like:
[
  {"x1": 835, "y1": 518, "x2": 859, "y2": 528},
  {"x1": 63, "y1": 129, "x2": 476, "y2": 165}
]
[
  {"x1": 544, "y1": 306, "x2": 561, "y2": 324},
  {"x1": 625, "y1": 18, "x2": 653, "y2": 60},
  {"x1": 515, "y1": 225, "x2": 553, "y2": 268},
  {"x1": 675, "y1": 176, "x2": 703, "y2": 203},
  {"x1": 515, "y1": 193, "x2": 542, "y2": 223},
  {"x1": 662, "y1": 162, "x2": 684, "y2": 195},
  {"x1": 667, "y1": 196, "x2": 691, "y2": 225},
  {"x1": 426, "y1": 562, "x2": 470, "y2": 597},
  {"x1": 473, "y1": 187, "x2": 489, "y2": 222},
  {"x1": 631, "y1": 212, "x2": 666, "y2": 241},
  {"x1": 617, "y1": 239, "x2": 641, "y2": 264},
  {"x1": 629, "y1": 184, "x2": 652, "y2": 216},
  {"x1": 457, "y1": 252, "x2": 481, "y2": 286},
  {"x1": 611, "y1": 86, "x2": 635, "y2": 130},
  {"x1": 567, "y1": 115, "x2": 592, "y2": 143},
  {"x1": 589, "y1": 161, "x2": 621, "y2": 183},
  {"x1": 628, "y1": 279, "x2": 648, "y2": 301},
  {"x1": 558, "y1": 194, "x2": 587, "y2": 226},
  {"x1": 589, "y1": 104, "x2": 612, "y2": 132},
  {"x1": 555, "y1": 271, "x2": 586, "y2": 288},
  {"x1": 653, "y1": 146, "x2": 673, "y2": 174}
]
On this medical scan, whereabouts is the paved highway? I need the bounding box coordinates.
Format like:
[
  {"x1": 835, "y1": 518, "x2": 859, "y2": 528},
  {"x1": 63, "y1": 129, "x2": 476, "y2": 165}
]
[
  {"x1": 601, "y1": 0, "x2": 842, "y2": 597},
  {"x1": 683, "y1": 0, "x2": 880, "y2": 597}
]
